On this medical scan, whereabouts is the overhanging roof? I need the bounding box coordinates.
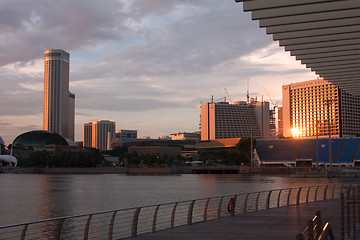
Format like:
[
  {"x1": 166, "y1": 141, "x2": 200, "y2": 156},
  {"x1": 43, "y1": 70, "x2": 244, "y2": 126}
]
[{"x1": 235, "y1": 0, "x2": 360, "y2": 95}]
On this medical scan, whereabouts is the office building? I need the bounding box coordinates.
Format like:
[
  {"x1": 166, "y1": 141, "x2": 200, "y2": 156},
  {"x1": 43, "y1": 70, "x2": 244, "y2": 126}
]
[
  {"x1": 83, "y1": 120, "x2": 115, "y2": 151},
  {"x1": 282, "y1": 78, "x2": 360, "y2": 138},
  {"x1": 83, "y1": 122, "x2": 92, "y2": 148},
  {"x1": 43, "y1": 49, "x2": 75, "y2": 140},
  {"x1": 200, "y1": 100, "x2": 270, "y2": 141},
  {"x1": 115, "y1": 129, "x2": 137, "y2": 142}
]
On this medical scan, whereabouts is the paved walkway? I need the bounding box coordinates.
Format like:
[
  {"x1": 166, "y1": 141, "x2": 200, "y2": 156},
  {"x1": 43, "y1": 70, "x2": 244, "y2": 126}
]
[{"x1": 132, "y1": 199, "x2": 346, "y2": 240}]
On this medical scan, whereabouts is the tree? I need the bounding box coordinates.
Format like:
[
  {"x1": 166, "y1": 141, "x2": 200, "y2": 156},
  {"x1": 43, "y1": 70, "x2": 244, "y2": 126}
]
[{"x1": 236, "y1": 138, "x2": 256, "y2": 164}]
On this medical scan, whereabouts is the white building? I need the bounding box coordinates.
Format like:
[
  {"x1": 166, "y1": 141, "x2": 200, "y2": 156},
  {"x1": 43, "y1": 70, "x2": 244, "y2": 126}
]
[
  {"x1": 43, "y1": 49, "x2": 75, "y2": 140},
  {"x1": 200, "y1": 100, "x2": 270, "y2": 141}
]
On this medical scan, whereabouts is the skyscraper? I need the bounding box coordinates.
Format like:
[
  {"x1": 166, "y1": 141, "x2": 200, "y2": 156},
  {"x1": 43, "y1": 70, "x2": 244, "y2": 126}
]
[
  {"x1": 43, "y1": 49, "x2": 75, "y2": 140},
  {"x1": 282, "y1": 78, "x2": 360, "y2": 138}
]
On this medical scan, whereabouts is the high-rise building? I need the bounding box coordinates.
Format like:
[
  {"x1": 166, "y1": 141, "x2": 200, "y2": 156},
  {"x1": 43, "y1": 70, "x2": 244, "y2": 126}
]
[
  {"x1": 200, "y1": 100, "x2": 270, "y2": 141},
  {"x1": 282, "y1": 78, "x2": 360, "y2": 138},
  {"x1": 83, "y1": 122, "x2": 92, "y2": 148},
  {"x1": 83, "y1": 120, "x2": 115, "y2": 151},
  {"x1": 43, "y1": 49, "x2": 75, "y2": 140}
]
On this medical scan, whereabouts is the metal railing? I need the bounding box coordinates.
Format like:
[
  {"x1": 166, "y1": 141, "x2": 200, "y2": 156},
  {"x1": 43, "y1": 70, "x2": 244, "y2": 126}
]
[
  {"x1": 0, "y1": 183, "x2": 350, "y2": 239},
  {"x1": 296, "y1": 210, "x2": 335, "y2": 240},
  {"x1": 341, "y1": 184, "x2": 360, "y2": 240}
]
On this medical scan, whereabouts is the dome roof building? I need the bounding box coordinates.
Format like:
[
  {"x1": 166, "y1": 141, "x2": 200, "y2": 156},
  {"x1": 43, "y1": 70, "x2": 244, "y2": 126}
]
[{"x1": 13, "y1": 130, "x2": 77, "y2": 150}]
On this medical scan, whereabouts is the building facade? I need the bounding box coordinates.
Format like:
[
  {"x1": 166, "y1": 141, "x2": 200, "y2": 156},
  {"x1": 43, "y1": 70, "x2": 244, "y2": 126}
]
[
  {"x1": 116, "y1": 129, "x2": 137, "y2": 142},
  {"x1": 83, "y1": 122, "x2": 92, "y2": 148},
  {"x1": 43, "y1": 49, "x2": 75, "y2": 140},
  {"x1": 282, "y1": 78, "x2": 360, "y2": 138},
  {"x1": 200, "y1": 100, "x2": 270, "y2": 141},
  {"x1": 83, "y1": 120, "x2": 115, "y2": 151},
  {"x1": 170, "y1": 132, "x2": 200, "y2": 141}
]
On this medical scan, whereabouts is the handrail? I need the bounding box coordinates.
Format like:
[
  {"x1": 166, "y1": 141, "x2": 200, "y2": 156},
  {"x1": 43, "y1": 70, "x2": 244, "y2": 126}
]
[
  {"x1": 296, "y1": 211, "x2": 335, "y2": 240},
  {"x1": 0, "y1": 183, "x2": 351, "y2": 239}
]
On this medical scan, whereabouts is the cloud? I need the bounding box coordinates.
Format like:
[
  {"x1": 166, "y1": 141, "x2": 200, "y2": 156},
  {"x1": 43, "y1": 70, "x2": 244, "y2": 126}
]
[{"x1": 0, "y1": 0, "x2": 317, "y2": 142}]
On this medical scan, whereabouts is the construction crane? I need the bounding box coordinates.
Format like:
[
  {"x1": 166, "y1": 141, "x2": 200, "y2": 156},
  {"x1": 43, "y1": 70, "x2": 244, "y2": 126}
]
[
  {"x1": 263, "y1": 87, "x2": 278, "y2": 107},
  {"x1": 224, "y1": 88, "x2": 232, "y2": 104}
]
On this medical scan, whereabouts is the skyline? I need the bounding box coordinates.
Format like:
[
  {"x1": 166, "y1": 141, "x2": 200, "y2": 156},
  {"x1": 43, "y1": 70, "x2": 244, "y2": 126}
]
[{"x1": 0, "y1": 0, "x2": 317, "y2": 144}]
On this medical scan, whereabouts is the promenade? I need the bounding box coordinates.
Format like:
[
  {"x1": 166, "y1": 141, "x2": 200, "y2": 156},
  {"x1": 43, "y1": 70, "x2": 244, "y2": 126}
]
[{"x1": 133, "y1": 199, "x2": 344, "y2": 240}]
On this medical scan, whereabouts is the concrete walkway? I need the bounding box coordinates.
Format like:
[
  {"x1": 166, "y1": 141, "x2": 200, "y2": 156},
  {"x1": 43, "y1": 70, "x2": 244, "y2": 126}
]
[{"x1": 132, "y1": 199, "x2": 346, "y2": 240}]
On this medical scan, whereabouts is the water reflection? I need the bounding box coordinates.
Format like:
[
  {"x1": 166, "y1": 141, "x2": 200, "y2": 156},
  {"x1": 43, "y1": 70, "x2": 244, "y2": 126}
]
[{"x1": 0, "y1": 174, "x2": 357, "y2": 225}]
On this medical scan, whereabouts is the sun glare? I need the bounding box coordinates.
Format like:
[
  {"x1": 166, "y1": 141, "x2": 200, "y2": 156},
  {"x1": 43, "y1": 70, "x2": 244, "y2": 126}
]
[{"x1": 291, "y1": 127, "x2": 301, "y2": 138}]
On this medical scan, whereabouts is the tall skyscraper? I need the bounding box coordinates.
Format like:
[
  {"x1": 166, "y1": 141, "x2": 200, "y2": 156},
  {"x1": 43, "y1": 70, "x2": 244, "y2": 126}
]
[
  {"x1": 282, "y1": 78, "x2": 360, "y2": 138},
  {"x1": 43, "y1": 49, "x2": 75, "y2": 140}
]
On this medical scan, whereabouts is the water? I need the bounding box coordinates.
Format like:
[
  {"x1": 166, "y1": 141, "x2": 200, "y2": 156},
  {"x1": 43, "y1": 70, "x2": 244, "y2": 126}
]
[{"x1": 0, "y1": 173, "x2": 357, "y2": 226}]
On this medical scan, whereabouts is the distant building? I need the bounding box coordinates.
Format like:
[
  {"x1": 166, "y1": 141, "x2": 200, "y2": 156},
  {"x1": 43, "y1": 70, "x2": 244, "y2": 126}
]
[
  {"x1": 83, "y1": 122, "x2": 92, "y2": 148},
  {"x1": 170, "y1": 132, "x2": 200, "y2": 141},
  {"x1": 200, "y1": 100, "x2": 270, "y2": 140},
  {"x1": 116, "y1": 129, "x2": 137, "y2": 142},
  {"x1": 282, "y1": 78, "x2": 360, "y2": 138},
  {"x1": 159, "y1": 135, "x2": 171, "y2": 140},
  {"x1": 43, "y1": 49, "x2": 75, "y2": 140},
  {"x1": 83, "y1": 120, "x2": 115, "y2": 151},
  {"x1": 128, "y1": 146, "x2": 181, "y2": 156}
]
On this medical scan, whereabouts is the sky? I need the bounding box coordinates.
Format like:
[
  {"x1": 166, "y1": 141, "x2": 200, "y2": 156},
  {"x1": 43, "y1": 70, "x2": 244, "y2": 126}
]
[{"x1": 0, "y1": 0, "x2": 318, "y2": 144}]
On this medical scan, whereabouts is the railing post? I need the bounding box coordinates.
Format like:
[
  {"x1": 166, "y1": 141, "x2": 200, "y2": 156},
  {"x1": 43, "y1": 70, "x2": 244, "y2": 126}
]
[
  {"x1": 296, "y1": 187, "x2": 302, "y2": 205},
  {"x1": 255, "y1": 192, "x2": 261, "y2": 211},
  {"x1": 131, "y1": 207, "x2": 141, "y2": 238},
  {"x1": 287, "y1": 188, "x2": 292, "y2": 206},
  {"x1": 315, "y1": 210, "x2": 322, "y2": 236},
  {"x1": 20, "y1": 224, "x2": 29, "y2": 240},
  {"x1": 324, "y1": 185, "x2": 329, "y2": 200},
  {"x1": 108, "y1": 211, "x2": 118, "y2": 240},
  {"x1": 244, "y1": 193, "x2": 249, "y2": 213},
  {"x1": 331, "y1": 185, "x2": 336, "y2": 199},
  {"x1": 314, "y1": 186, "x2": 320, "y2": 202},
  {"x1": 152, "y1": 205, "x2": 160, "y2": 232},
  {"x1": 277, "y1": 189, "x2": 282, "y2": 207},
  {"x1": 171, "y1": 203, "x2": 178, "y2": 228},
  {"x1": 353, "y1": 189, "x2": 356, "y2": 239},
  {"x1": 341, "y1": 191, "x2": 345, "y2": 240},
  {"x1": 266, "y1": 190, "x2": 272, "y2": 210},
  {"x1": 187, "y1": 200, "x2": 196, "y2": 225},
  {"x1": 84, "y1": 214, "x2": 93, "y2": 240},
  {"x1": 204, "y1": 198, "x2": 210, "y2": 221},
  {"x1": 306, "y1": 187, "x2": 311, "y2": 203},
  {"x1": 307, "y1": 219, "x2": 314, "y2": 239},
  {"x1": 217, "y1": 197, "x2": 224, "y2": 218},
  {"x1": 53, "y1": 218, "x2": 65, "y2": 240},
  {"x1": 230, "y1": 195, "x2": 237, "y2": 216},
  {"x1": 296, "y1": 233, "x2": 304, "y2": 240}
]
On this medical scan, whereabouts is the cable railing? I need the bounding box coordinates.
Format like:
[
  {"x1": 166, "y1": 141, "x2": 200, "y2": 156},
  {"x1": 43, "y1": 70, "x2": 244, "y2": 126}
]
[{"x1": 0, "y1": 183, "x2": 352, "y2": 239}]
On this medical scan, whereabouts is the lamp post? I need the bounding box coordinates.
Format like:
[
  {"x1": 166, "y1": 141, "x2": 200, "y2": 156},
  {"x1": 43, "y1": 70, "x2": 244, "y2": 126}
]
[{"x1": 325, "y1": 99, "x2": 333, "y2": 170}]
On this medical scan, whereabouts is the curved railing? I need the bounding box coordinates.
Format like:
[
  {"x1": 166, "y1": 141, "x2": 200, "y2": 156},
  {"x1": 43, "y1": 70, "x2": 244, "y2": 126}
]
[{"x1": 0, "y1": 183, "x2": 355, "y2": 239}]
